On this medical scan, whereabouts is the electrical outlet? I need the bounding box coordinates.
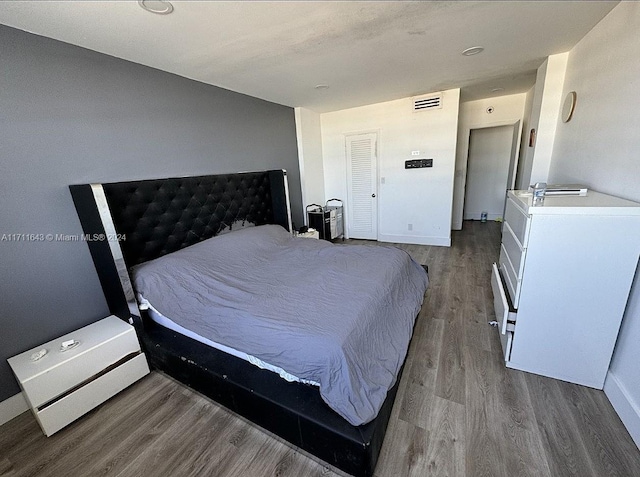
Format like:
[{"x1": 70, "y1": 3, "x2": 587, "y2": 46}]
[
  {"x1": 411, "y1": 150, "x2": 420, "y2": 156},
  {"x1": 408, "y1": 223, "x2": 413, "y2": 231}
]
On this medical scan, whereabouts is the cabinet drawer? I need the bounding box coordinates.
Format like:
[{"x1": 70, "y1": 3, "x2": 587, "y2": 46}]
[
  {"x1": 502, "y1": 223, "x2": 526, "y2": 280},
  {"x1": 499, "y1": 330, "x2": 514, "y2": 363},
  {"x1": 499, "y1": 245, "x2": 521, "y2": 307},
  {"x1": 504, "y1": 197, "x2": 530, "y2": 247},
  {"x1": 491, "y1": 264, "x2": 516, "y2": 362},
  {"x1": 36, "y1": 353, "x2": 149, "y2": 436},
  {"x1": 491, "y1": 263, "x2": 517, "y2": 334}
]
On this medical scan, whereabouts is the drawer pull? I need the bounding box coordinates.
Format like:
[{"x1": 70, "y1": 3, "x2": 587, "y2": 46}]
[
  {"x1": 30, "y1": 349, "x2": 48, "y2": 361},
  {"x1": 60, "y1": 340, "x2": 80, "y2": 352}
]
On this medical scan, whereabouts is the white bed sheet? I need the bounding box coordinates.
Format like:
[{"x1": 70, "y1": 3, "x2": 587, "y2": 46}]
[{"x1": 138, "y1": 295, "x2": 319, "y2": 386}]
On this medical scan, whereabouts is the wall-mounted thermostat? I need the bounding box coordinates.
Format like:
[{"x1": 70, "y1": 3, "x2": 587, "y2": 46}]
[{"x1": 405, "y1": 159, "x2": 433, "y2": 169}]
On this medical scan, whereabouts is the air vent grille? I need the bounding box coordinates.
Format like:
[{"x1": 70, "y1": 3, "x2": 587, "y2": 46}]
[{"x1": 413, "y1": 93, "x2": 443, "y2": 112}]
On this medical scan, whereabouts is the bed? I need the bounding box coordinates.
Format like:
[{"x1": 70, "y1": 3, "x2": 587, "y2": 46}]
[{"x1": 69, "y1": 169, "x2": 428, "y2": 476}]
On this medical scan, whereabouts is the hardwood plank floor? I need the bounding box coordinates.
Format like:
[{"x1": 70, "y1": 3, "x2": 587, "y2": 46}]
[{"x1": 1, "y1": 220, "x2": 639, "y2": 476}]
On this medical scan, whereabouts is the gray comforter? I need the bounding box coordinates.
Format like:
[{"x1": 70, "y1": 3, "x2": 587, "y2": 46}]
[{"x1": 132, "y1": 225, "x2": 428, "y2": 425}]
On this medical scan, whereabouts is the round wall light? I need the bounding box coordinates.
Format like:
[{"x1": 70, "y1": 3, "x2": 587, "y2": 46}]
[
  {"x1": 138, "y1": 1, "x2": 174, "y2": 15},
  {"x1": 562, "y1": 91, "x2": 577, "y2": 123},
  {"x1": 462, "y1": 46, "x2": 484, "y2": 56}
]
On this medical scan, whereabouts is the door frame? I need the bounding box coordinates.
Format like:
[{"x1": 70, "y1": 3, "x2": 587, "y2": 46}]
[
  {"x1": 344, "y1": 130, "x2": 379, "y2": 240},
  {"x1": 452, "y1": 119, "x2": 523, "y2": 230}
]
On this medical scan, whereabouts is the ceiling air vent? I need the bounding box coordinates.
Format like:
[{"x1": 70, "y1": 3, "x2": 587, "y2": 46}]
[{"x1": 412, "y1": 93, "x2": 443, "y2": 112}]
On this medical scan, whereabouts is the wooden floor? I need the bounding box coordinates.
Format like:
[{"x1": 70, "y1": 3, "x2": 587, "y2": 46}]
[{"x1": 2, "y1": 220, "x2": 639, "y2": 476}]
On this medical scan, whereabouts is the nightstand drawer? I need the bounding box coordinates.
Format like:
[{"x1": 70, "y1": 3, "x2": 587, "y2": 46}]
[
  {"x1": 9, "y1": 316, "x2": 142, "y2": 408},
  {"x1": 36, "y1": 353, "x2": 148, "y2": 436}
]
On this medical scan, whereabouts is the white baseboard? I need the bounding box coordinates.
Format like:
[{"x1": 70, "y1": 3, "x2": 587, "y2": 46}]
[
  {"x1": 604, "y1": 371, "x2": 640, "y2": 449},
  {"x1": 377, "y1": 233, "x2": 451, "y2": 247},
  {"x1": 0, "y1": 392, "x2": 29, "y2": 426}
]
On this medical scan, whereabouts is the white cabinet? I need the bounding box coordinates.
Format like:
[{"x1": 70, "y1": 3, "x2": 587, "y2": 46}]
[
  {"x1": 492, "y1": 190, "x2": 640, "y2": 388},
  {"x1": 8, "y1": 315, "x2": 149, "y2": 436}
]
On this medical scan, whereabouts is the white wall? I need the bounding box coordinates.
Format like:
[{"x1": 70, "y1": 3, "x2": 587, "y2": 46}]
[
  {"x1": 514, "y1": 87, "x2": 534, "y2": 189},
  {"x1": 548, "y1": 2, "x2": 640, "y2": 448},
  {"x1": 294, "y1": 107, "x2": 325, "y2": 223},
  {"x1": 321, "y1": 89, "x2": 460, "y2": 246},
  {"x1": 518, "y1": 62, "x2": 546, "y2": 190},
  {"x1": 519, "y1": 53, "x2": 569, "y2": 189},
  {"x1": 530, "y1": 52, "x2": 569, "y2": 184},
  {"x1": 452, "y1": 93, "x2": 526, "y2": 229}
]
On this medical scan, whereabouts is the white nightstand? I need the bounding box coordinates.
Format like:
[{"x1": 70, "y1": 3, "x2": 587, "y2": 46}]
[{"x1": 7, "y1": 315, "x2": 149, "y2": 436}]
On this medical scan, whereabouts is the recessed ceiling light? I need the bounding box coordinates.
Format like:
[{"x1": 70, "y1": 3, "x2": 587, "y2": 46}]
[
  {"x1": 462, "y1": 46, "x2": 484, "y2": 56},
  {"x1": 138, "y1": 0, "x2": 174, "y2": 15},
  {"x1": 491, "y1": 87, "x2": 505, "y2": 93},
  {"x1": 314, "y1": 84, "x2": 329, "y2": 90}
]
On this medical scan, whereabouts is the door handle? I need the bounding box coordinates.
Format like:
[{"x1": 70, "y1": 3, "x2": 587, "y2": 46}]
[{"x1": 372, "y1": 193, "x2": 376, "y2": 198}]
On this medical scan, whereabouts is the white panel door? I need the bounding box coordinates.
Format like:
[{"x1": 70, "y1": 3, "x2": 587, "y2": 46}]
[{"x1": 346, "y1": 133, "x2": 377, "y2": 239}]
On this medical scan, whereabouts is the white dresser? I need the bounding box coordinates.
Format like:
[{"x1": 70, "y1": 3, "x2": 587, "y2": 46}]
[
  {"x1": 491, "y1": 190, "x2": 640, "y2": 388},
  {"x1": 8, "y1": 315, "x2": 149, "y2": 436}
]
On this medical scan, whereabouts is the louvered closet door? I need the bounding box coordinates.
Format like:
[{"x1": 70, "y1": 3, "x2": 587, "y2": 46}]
[{"x1": 346, "y1": 133, "x2": 378, "y2": 240}]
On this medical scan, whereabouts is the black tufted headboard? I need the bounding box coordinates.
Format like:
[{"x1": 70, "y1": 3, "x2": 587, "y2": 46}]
[
  {"x1": 70, "y1": 169, "x2": 292, "y2": 320},
  {"x1": 103, "y1": 170, "x2": 288, "y2": 266}
]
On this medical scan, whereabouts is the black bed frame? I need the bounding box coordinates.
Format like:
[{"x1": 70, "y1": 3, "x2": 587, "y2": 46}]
[{"x1": 69, "y1": 170, "x2": 405, "y2": 477}]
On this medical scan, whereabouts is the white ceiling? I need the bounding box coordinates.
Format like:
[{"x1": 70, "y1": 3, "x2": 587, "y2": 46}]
[{"x1": 0, "y1": 1, "x2": 618, "y2": 112}]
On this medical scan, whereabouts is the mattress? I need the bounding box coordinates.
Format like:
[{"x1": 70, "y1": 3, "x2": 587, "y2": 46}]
[
  {"x1": 131, "y1": 224, "x2": 428, "y2": 425},
  {"x1": 139, "y1": 295, "x2": 319, "y2": 386}
]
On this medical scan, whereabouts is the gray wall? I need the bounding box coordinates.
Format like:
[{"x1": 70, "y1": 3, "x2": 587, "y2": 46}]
[{"x1": 0, "y1": 25, "x2": 302, "y2": 401}]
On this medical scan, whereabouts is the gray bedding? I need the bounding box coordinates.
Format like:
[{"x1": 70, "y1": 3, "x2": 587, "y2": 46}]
[{"x1": 131, "y1": 225, "x2": 428, "y2": 425}]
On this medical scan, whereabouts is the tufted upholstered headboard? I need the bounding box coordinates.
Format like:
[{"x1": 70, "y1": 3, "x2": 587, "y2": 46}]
[{"x1": 70, "y1": 169, "x2": 292, "y2": 321}]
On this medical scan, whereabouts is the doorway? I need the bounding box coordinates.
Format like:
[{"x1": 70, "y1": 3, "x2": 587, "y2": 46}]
[{"x1": 463, "y1": 125, "x2": 516, "y2": 221}]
